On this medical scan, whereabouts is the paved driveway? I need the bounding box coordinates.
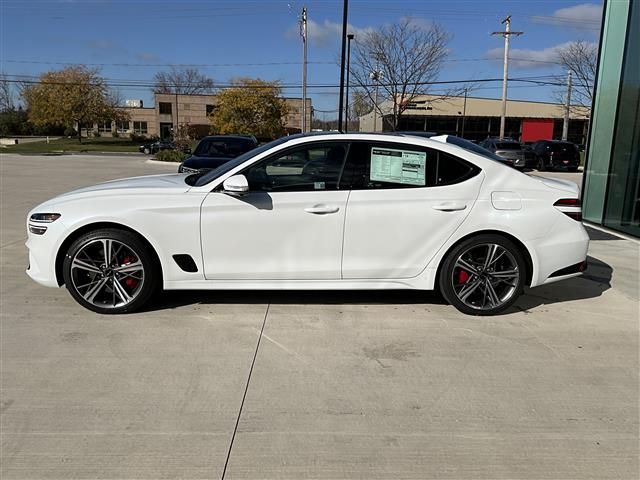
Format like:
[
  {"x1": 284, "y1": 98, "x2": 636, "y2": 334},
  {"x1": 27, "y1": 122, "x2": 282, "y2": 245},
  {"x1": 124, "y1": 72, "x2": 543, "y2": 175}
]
[{"x1": 1, "y1": 154, "x2": 638, "y2": 479}]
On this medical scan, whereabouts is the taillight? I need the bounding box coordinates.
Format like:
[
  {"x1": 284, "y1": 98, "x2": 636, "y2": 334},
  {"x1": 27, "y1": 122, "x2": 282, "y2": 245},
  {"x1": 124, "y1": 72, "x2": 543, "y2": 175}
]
[{"x1": 554, "y1": 198, "x2": 582, "y2": 221}]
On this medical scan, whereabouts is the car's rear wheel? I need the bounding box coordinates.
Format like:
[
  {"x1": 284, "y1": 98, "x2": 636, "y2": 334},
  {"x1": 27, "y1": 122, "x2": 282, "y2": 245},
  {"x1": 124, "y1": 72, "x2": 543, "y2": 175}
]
[
  {"x1": 439, "y1": 234, "x2": 526, "y2": 316},
  {"x1": 537, "y1": 156, "x2": 545, "y2": 171},
  {"x1": 62, "y1": 229, "x2": 159, "y2": 314}
]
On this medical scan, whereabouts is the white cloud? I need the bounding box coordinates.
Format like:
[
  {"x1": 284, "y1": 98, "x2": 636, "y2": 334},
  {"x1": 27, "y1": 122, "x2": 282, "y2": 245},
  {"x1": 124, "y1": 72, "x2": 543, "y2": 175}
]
[
  {"x1": 302, "y1": 19, "x2": 373, "y2": 48},
  {"x1": 485, "y1": 41, "x2": 597, "y2": 69},
  {"x1": 532, "y1": 3, "x2": 602, "y2": 30}
]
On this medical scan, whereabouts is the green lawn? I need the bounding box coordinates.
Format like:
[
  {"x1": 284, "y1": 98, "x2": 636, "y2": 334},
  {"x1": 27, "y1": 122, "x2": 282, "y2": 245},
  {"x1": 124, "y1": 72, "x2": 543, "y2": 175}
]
[{"x1": 2, "y1": 137, "x2": 142, "y2": 154}]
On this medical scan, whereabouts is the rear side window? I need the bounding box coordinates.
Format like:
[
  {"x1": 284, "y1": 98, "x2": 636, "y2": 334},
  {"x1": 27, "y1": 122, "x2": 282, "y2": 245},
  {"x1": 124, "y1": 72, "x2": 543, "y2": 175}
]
[{"x1": 340, "y1": 141, "x2": 479, "y2": 190}]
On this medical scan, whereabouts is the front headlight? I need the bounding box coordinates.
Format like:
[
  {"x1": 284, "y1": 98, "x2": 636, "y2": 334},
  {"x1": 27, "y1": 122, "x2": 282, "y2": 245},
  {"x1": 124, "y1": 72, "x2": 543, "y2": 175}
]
[{"x1": 28, "y1": 213, "x2": 60, "y2": 235}]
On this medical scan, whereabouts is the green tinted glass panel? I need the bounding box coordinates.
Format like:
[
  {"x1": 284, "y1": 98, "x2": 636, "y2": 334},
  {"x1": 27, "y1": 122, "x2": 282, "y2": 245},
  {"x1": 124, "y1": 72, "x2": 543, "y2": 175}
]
[{"x1": 603, "y1": 0, "x2": 640, "y2": 236}]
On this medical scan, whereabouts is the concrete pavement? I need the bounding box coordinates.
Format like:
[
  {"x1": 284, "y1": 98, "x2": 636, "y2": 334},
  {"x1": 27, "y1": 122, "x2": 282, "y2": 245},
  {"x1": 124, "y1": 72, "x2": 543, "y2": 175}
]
[{"x1": 1, "y1": 153, "x2": 638, "y2": 479}]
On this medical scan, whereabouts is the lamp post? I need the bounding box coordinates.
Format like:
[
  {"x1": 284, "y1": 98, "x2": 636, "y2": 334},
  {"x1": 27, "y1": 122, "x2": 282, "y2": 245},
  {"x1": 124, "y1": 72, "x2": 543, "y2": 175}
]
[
  {"x1": 337, "y1": 0, "x2": 349, "y2": 133},
  {"x1": 345, "y1": 33, "x2": 354, "y2": 132}
]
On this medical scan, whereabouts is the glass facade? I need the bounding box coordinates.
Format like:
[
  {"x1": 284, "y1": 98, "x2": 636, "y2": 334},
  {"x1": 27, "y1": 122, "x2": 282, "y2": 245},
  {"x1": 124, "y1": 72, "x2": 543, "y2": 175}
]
[{"x1": 583, "y1": 0, "x2": 639, "y2": 237}]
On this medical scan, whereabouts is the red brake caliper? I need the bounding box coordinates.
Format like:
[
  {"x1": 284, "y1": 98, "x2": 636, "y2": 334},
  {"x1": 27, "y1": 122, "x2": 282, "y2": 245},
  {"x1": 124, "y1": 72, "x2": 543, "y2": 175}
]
[
  {"x1": 458, "y1": 270, "x2": 470, "y2": 284},
  {"x1": 121, "y1": 256, "x2": 138, "y2": 289}
]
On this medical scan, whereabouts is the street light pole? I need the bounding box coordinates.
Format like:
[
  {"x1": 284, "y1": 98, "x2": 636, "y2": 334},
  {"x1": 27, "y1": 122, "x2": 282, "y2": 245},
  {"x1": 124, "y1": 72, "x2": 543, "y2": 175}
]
[
  {"x1": 562, "y1": 70, "x2": 572, "y2": 141},
  {"x1": 345, "y1": 33, "x2": 354, "y2": 132},
  {"x1": 492, "y1": 16, "x2": 523, "y2": 140},
  {"x1": 300, "y1": 6, "x2": 308, "y2": 134},
  {"x1": 337, "y1": 0, "x2": 349, "y2": 133}
]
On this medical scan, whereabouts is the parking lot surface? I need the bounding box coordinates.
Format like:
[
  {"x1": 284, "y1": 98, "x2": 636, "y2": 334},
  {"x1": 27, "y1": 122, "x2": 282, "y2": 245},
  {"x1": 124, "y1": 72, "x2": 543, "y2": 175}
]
[{"x1": 1, "y1": 153, "x2": 638, "y2": 479}]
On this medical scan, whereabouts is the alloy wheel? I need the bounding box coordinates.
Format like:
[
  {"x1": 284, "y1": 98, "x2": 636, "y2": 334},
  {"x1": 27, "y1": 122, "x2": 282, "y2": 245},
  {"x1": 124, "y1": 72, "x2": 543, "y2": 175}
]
[
  {"x1": 69, "y1": 238, "x2": 145, "y2": 309},
  {"x1": 451, "y1": 243, "x2": 520, "y2": 311}
]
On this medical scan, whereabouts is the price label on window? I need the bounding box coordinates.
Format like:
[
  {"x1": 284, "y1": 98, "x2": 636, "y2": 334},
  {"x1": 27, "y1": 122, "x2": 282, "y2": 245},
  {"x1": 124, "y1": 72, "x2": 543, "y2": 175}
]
[{"x1": 370, "y1": 147, "x2": 426, "y2": 186}]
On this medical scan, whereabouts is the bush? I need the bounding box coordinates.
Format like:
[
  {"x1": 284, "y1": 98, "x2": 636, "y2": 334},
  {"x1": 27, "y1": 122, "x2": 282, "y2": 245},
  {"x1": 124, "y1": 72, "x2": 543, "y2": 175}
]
[
  {"x1": 64, "y1": 127, "x2": 77, "y2": 137},
  {"x1": 154, "y1": 150, "x2": 187, "y2": 162}
]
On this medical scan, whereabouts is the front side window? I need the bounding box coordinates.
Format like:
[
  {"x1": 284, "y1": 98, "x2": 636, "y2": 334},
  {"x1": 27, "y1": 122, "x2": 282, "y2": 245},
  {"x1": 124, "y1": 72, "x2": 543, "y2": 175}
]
[
  {"x1": 340, "y1": 141, "x2": 479, "y2": 190},
  {"x1": 242, "y1": 143, "x2": 348, "y2": 192}
]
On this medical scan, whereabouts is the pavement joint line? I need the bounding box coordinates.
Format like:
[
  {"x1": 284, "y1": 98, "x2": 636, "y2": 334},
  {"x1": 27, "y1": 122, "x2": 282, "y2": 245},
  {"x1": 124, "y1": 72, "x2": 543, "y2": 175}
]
[{"x1": 220, "y1": 302, "x2": 270, "y2": 480}]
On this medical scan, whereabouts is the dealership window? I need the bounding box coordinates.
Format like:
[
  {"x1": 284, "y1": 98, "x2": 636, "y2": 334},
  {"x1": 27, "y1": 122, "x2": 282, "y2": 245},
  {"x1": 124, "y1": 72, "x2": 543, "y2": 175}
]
[
  {"x1": 133, "y1": 121, "x2": 148, "y2": 134},
  {"x1": 159, "y1": 102, "x2": 172, "y2": 114},
  {"x1": 98, "y1": 121, "x2": 112, "y2": 133},
  {"x1": 116, "y1": 120, "x2": 130, "y2": 133},
  {"x1": 602, "y1": 0, "x2": 639, "y2": 236}
]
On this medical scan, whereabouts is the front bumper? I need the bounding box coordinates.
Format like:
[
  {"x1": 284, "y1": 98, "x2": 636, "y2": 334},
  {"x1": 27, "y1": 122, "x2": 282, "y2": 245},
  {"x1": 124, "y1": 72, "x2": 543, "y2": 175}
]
[{"x1": 25, "y1": 220, "x2": 67, "y2": 288}]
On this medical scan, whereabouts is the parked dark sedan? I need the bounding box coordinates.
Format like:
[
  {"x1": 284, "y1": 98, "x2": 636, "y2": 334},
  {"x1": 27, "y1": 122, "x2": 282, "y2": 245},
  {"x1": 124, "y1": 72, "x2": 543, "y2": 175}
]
[
  {"x1": 531, "y1": 140, "x2": 580, "y2": 171},
  {"x1": 178, "y1": 135, "x2": 258, "y2": 174},
  {"x1": 139, "y1": 140, "x2": 175, "y2": 154},
  {"x1": 479, "y1": 138, "x2": 526, "y2": 169}
]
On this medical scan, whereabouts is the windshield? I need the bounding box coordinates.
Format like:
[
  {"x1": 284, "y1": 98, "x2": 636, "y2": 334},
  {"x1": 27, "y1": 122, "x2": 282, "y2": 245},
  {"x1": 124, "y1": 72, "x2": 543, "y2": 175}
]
[
  {"x1": 192, "y1": 136, "x2": 293, "y2": 187},
  {"x1": 495, "y1": 142, "x2": 522, "y2": 150},
  {"x1": 444, "y1": 136, "x2": 507, "y2": 162},
  {"x1": 547, "y1": 142, "x2": 577, "y2": 152},
  {"x1": 193, "y1": 137, "x2": 256, "y2": 158}
]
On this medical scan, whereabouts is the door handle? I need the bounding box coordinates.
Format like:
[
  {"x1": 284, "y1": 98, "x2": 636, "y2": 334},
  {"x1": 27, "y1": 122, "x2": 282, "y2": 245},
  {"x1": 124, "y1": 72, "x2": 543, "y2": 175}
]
[
  {"x1": 432, "y1": 202, "x2": 467, "y2": 212},
  {"x1": 304, "y1": 205, "x2": 340, "y2": 215}
]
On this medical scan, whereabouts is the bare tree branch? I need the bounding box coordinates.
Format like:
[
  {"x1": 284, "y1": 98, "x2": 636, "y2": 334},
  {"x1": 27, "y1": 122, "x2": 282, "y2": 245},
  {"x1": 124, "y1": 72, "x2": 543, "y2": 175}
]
[
  {"x1": 554, "y1": 40, "x2": 597, "y2": 110},
  {"x1": 350, "y1": 18, "x2": 451, "y2": 130},
  {"x1": 153, "y1": 67, "x2": 215, "y2": 95}
]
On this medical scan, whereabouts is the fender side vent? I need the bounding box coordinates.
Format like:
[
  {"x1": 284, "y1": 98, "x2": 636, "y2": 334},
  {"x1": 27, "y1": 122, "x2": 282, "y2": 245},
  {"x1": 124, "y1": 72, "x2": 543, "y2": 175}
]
[{"x1": 172, "y1": 254, "x2": 198, "y2": 273}]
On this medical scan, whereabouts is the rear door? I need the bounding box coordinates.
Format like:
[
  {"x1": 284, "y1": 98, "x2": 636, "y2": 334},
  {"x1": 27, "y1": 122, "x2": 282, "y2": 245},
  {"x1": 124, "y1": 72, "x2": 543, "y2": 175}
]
[{"x1": 340, "y1": 141, "x2": 484, "y2": 279}]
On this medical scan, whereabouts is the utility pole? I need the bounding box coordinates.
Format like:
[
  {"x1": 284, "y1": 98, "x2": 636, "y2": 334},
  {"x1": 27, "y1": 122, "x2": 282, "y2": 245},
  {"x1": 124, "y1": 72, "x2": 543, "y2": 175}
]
[
  {"x1": 345, "y1": 33, "x2": 354, "y2": 132},
  {"x1": 370, "y1": 69, "x2": 382, "y2": 132},
  {"x1": 337, "y1": 0, "x2": 349, "y2": 133},
  {"x1": 492, "y1": 16, "x2": 523, "y2": 140},
  {"x1": 562, "y1": 70, "x2": 572, "y2": 141},
  {"x1": 300, "y1": 6, "x2": 308, "y2": 134},
  {"x1": 461, "y1": 87, "x2": 468, "y2": 138}
]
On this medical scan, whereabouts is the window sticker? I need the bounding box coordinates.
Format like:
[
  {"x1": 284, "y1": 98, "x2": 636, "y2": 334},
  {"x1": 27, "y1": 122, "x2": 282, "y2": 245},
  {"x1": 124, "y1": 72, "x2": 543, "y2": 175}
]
[{"x1": 370, "y1": 147, "x2": 426, "y2": 186}]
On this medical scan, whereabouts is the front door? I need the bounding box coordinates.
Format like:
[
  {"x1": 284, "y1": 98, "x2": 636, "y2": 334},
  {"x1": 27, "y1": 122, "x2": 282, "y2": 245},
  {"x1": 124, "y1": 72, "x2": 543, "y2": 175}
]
[
  {"x1": 340, "y1": 141, "x2": 484, "y2": 279},
  {"x1": 200, "y1": 142, "x2": 350, "y2": 280}
]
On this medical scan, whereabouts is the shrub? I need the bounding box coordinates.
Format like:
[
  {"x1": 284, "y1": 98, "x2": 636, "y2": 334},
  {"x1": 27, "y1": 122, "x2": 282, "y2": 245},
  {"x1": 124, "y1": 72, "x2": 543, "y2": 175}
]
[
  {"x1": 64, "y1": 127, "x2": 77, "y2": 137},
  {"x1": 154, "y1": 150, "x2": 187, "y2": 163}
]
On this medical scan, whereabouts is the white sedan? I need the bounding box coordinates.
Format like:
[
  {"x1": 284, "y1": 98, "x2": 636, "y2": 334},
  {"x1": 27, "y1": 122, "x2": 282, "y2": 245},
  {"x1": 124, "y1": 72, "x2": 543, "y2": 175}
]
[{"x1": 26, "y1": 133, "x2": 589, "y2": 316}]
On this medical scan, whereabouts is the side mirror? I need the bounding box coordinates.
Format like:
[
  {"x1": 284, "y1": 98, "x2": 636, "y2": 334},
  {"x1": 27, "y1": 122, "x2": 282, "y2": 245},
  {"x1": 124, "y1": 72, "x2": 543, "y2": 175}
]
[{"x1": 222, "y1": 174, "x2": 249, "y2": 195}]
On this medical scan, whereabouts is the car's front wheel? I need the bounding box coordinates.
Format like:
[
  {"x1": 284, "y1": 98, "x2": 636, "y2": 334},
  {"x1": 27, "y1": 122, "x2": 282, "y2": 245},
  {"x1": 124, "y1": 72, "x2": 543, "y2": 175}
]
[
  {"x1": 439, "y1": 234, "x2": 526, "y2": 316},
  {"x1": 62, "y1": 229, "x2": 159, "y2": 314}
]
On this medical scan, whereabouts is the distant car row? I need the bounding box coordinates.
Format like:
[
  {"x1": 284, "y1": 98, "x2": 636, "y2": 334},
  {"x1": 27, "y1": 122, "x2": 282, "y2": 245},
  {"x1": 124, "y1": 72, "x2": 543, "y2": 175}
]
[{"x1": 141, "y1": 132, "x2": 581, "y2": 175}]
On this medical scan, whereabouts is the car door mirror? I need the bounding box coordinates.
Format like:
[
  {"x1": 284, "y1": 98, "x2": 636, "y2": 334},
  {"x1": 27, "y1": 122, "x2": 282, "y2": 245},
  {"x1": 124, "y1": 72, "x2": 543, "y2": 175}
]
[{"x1": 222, "y1": 174, "x2": 249, "y2": 195}]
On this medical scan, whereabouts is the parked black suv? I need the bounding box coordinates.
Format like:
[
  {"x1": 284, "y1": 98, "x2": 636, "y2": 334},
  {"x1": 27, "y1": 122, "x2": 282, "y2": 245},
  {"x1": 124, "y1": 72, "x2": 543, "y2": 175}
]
[
  {"x1": 530, "y1": 140, "x2": 580, "y2": 171},
  {"x1": 178, "y1": 135, "x2": 259, "y2": 174},
  {"x1": 479, "y1": 138, "x2": 526, "y2": 169}
]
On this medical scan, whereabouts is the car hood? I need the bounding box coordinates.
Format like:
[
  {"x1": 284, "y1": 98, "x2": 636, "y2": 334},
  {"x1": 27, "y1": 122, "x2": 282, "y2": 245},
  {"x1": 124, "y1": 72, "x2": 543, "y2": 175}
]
[
  {"x1": 528, "y1": 175, "x2": 580, "y2": 195},
  {"x1": 43, "y1": 173, "x2": 191, "y2": 206}
]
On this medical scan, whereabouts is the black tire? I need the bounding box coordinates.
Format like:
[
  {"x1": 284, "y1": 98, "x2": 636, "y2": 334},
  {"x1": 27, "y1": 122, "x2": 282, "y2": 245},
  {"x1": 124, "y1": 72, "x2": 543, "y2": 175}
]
[
  {"x1": 537, "y1": 156, "x2": 545, "y2": 171},
  {"x1": 438, "y1": 234, "x2": 526, "y2": 316},
  {"x1": 62, "y1": 228, "x2": 160, "y2": 314}
]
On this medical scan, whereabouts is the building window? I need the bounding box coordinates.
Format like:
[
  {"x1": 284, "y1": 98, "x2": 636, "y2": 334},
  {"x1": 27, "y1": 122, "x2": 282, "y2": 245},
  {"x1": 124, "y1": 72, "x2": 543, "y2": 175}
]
[
  {"x1": 206, "y1": 104, "x2": 215, "y2": 115},
  {"x1": 116, "y1": 120, "x2": 130, "y2": 133},
  {"x1": 159, "y1": 102, "x2": 172, "y2": 114},
  {"x1": 98, "y1": 121, "x2": 112, "y2": 133},
  {"x1": 133, "y1": 121, "x2": 148, "y2": 135}
]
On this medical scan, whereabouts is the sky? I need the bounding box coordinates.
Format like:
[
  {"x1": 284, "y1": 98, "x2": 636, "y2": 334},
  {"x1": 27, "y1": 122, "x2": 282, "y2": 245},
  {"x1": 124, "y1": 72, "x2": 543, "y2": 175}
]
[{"x1": 0, "y1": 0, "x2": 603, "y2": 119}]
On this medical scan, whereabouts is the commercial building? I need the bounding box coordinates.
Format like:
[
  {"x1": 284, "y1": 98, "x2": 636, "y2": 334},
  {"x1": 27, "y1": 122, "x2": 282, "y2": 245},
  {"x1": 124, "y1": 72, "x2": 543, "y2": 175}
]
[
  {"x1": 582, "y1": 0, "x2": 639, "y2": 237},
  {"x1": 84, "y1": 93, "x2": 312, "y2": 140},
  {"x1": 358, "y1": 94, "x2": 590, "y2": 144}
]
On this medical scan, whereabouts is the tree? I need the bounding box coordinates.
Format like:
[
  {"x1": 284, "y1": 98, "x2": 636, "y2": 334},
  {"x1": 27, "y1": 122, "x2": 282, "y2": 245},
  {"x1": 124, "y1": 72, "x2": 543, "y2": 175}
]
[
  {"x1": 350, "y1": 18, "x2": 451, "y2": 131},
  {"x1": 210, "y1": 78, "x2": 288, "y2": 140},
  {"x1": 22, "y1": 66, "x2": 127, "y2": 142},
  {"x1": 350, "y1": 89, "x2": 373, "y2": 119},
  {"x1": 153, "y1": 67, "x2": 214, "y2": 95},
  {"x1": 1, "y1": 79, "x2": 15, "y2": 112},
  {"x1": 555, "y1": 40, "x2": 597, "y2": 109}
]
